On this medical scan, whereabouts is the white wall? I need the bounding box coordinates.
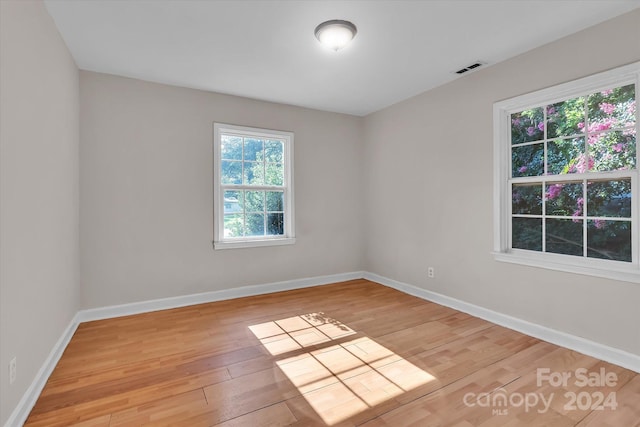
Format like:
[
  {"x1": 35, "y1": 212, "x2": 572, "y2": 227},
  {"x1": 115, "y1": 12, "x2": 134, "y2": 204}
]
[
  {"x1": 0, "y1": 1, "x2": 80, "y2": 424},
  {"x1": 2, "y1": 4, "x2": 639, "y2": 424},
  {"x1": 79, "y1": 71, "x2": 365, "y2": 308},
  {"x1": 364, "y1": 9, "x2": 640, "y2": 356}
]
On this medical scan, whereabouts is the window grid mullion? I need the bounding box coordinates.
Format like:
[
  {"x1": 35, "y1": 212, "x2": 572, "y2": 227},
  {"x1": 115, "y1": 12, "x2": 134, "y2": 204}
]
[
  {"x1": 542, "y1": 181, "x2": 546, "y2": 253},
  {"x1": 241, "y1": 137, "x2": 246, "y2": 186},
  {"x1": 511, "y1": 169, "x2": 633, "y2": 184},
  {"x1": 262, "y1": 191, "x2": 267, "y2": 236},
  {"x1": 583, "y1": 178, "x2": 588, "y2": 258},
  {"x1": 582, "y1": 96, "x2": 589, "y2": 258},
  {"x1": 221, "y1": 185, "x2": 285, "y2": 191},
  {"x1": 241, "y1": 189, "x2": 247, "y2": 237},
  {"x1": 515, "y1": 214, "x2": 632, "y2": 221},
  {"x1": 543, "y1": 106, "x2": 548, "y2": 176}
]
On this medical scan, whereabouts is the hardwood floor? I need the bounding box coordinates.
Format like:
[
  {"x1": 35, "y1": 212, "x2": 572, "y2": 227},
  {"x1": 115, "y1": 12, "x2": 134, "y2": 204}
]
[{"x1": 25, "y1": 279, "x2": 640, "y2": 426}]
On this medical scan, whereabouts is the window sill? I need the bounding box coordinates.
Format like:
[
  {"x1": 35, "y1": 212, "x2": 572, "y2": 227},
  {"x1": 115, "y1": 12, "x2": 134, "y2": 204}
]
[
  {"x1": 492, "y1": 250, "x2": 640, "y2": 284},
  {"x1": 213, "y1": 237, "x2": 296, "y2": 250}
]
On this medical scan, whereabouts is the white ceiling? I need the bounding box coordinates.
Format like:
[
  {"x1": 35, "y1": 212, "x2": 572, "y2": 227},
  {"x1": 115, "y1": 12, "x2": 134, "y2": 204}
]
[{"x1": 44, "y1": 0, "x2": 640, "y2": 116}]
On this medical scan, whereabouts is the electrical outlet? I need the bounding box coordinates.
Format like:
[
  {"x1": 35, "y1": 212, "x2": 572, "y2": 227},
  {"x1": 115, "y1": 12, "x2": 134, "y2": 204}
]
[
  {"x1": 428, "y1": 267, "x2": 435, "y2": 278},
  {"x1": 9, "y1": 357, "x2": 16, "y2": 385}
]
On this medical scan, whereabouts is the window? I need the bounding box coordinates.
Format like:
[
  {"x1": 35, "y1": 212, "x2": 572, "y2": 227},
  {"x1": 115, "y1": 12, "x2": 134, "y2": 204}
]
[
  {"x1": 493, "y1": 62, "x2": 640, "y2": 282},
  {"x1": 213, "y1": 123, "x2": 294, "y2": 249}
]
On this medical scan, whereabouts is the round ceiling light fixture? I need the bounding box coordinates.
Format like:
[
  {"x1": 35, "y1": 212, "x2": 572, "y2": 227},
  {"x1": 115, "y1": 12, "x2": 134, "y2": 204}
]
[{"x1": 314, "y1": 19, "x2": 357, "y2": 51}]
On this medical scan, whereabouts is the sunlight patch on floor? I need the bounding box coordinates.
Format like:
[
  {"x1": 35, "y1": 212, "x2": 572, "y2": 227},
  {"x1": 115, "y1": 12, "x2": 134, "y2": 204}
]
[
  {"x1": 249, "y1": 314, "x2": 435, "y2": 425},
  {"x1": 248, "y1": 312, "x2": 356, "y2": 356}
]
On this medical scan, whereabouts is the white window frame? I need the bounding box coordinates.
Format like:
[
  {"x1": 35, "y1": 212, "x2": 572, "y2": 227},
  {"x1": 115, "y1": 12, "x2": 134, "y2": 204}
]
[
  {"x1": 493, "y1": 62, "x2": 640, "y2": 283},
  {"x1": 213, "y1": 123, "x2": 295, "y2": 250}
]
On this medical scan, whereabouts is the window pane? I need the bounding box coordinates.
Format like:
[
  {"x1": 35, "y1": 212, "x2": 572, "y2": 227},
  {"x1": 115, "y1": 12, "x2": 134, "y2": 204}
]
[
  {"x1": 587, "y1": 220, "x2": 631, "y2": 262},
  {"x1": 546, "y1": 218, "x2": 583, "y2": 256},
  {"x1": 244, "y1": 138, "x2": 264, "y2": 161},
  {"x1": 246, "y1": 214, "x2": 265, "y2": 236},
  {"x1": 265, "y1": 140, "x2": 284, "y2": 162},
  {"x1": 547, "y1": 137, "x2": 584, "y2": 175},
  {"x1": 224, "y1": 214, "x2": 243, "y2": 238},
  {"x1": 223, "y1": 190, "x2": 242, "y2": 214},
  {"x1": 265, "y1": 163, "x2": 284, "y2": 186},
  {"x1": 267, "y1": 213, "x2": 284, "y2": 235},
  {"x1": 215, "y1": 124, "x2": 291, "y2": 246},
  {"x1": 511, "y1": 108, "x2": 544, "y2": 144},
  {"x1": 547, "y1": 97, "x2": 585, "y2": 138},
  {"x1": 245, "y1": 191, "x2": 265, "y2": 213},
  {"x1": 546, "y1": 182, "x2": 583, "y2": 217},
  {"x1": 588, "y1": 129, "x2": 636, "y2": 172},
  {"x1": 512, "y1": 218, "x2": 542, "y2": 251},
  {"x1": 266, "y1": 191, "x2": 284, "y2": 212},
  {"x1": 512, "y1": 143, "x2": 544, "y2": 177},
  {"x1": 244, "y1": 161, "x2": 264, "y2": 185},
  {"x1": 512, "y1": 184, "x2": 541, "y2": 215},
  {"x1": 221, "y1": 135, "x2": 243, "y2": 160},
  {"x1": 587, "y1": 84, "x2": 636, "y2": 131},
  {"x1": 587, "y1": 179, "x2": 631, "y2": 218},
  {"x1": 221, "y1": 160, "x2": 242, "y2": 184}
]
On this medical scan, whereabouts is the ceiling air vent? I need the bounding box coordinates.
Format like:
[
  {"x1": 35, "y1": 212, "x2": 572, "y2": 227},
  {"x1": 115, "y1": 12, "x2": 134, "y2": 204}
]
[{"x1": 454, "y1": 61, "x2": 486, "y2": 75}]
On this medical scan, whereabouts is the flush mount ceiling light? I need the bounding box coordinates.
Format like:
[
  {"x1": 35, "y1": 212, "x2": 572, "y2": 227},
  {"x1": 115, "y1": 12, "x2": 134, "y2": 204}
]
[{"x1": 314, "y1": 20, "x2": 357, "y2": 51}]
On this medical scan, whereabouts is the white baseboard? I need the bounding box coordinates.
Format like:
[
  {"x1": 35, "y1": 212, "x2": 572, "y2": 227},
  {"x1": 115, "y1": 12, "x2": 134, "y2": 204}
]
[
  {"x1": 363, "y1": 271, "x2": 640, "y2": 374},
  {"x1": 77, "y1": 271, "x2": 365, "y2": 323},
  {"x1": 4, "y1": 271, "x2": 364, "y2": 427},
  {"x1": 4, "y1": 313, "x2": 80, "y2": 427},
  {"x1": 7, "y1": 269, "x2": 640, "y2": 427}
]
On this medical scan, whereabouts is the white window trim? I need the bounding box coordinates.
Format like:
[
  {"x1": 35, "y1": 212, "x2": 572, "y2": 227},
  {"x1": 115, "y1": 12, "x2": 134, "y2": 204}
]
[
  {"x1": 493, "y1": 62, "x2": 640, "y2": 283},
  {"x1": 213, "y1": 123, "x2": 295, "y2": 250}
]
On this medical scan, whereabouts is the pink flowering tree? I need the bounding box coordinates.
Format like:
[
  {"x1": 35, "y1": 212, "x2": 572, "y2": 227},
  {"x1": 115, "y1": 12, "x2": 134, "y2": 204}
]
[{"x1": 510, "y1": 84, "x2": 635, "y2": 261}]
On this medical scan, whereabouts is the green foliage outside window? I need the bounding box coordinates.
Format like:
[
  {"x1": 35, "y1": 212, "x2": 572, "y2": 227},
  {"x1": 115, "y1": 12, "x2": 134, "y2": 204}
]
[
  {"x1": 510, "y1": 84, "x2": 636, "y2": 262},
  {"x1": 221, "y1": 135, "x2": 285, "y2": 238}
]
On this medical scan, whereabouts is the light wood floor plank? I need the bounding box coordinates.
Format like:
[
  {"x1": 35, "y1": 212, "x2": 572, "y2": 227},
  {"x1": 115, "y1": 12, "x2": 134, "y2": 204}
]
[
  {"x1": 576, "y1": 373, "x2": 640, "y2": 427},
  {"x1": 24, "y1": 279, "x2": 638, "y2": 426},
  {"x1": 109, "y1": 389, "x2": 209, "y2": 426},
  {"x1": 212, "y1": 402, "x2": 298, "y2": 427}
]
